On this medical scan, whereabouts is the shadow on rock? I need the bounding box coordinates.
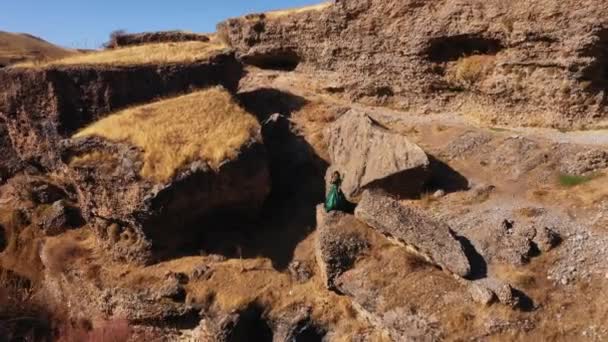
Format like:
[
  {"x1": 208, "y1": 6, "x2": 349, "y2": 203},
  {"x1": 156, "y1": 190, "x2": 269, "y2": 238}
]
[
  {"x1": 453, "y1": 233, "x2": 487, "y2": 280},
  {"x1": 185, "y1": 93, "x2": 328, "y2": 270},
  {"x1": 425, "y1": 155, "x2": 470, "y2": 194},
  {"x1": 512, "y1": 288, "x2": 536, "y2": 312},
  {"x1": 237, "y1": 88, "x2": 309, "y2": 122}
]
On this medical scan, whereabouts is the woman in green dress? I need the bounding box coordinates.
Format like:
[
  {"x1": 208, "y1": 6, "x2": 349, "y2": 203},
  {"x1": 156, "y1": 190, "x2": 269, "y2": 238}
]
[{"x1": 325, "y1": 171, "x2": 347, "y2": 212}]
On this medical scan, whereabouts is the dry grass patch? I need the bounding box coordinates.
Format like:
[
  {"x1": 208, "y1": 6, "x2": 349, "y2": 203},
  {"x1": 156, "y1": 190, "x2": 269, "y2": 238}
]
[
  {"x1": 73, "y1": 87, "x2": 261, "y2": 182},
  {"x1": 265, "y1": 2, "x2": 331, "y2": 19},
  {"x1": 15, "y1": 40, "x2": 227, "y2": 68},
  {"x1": 447, "y1": 54, "x2": 496, "y2": 85},
  {"x1": 291, "y1": 102, "x2": 341, "y2": 161}
]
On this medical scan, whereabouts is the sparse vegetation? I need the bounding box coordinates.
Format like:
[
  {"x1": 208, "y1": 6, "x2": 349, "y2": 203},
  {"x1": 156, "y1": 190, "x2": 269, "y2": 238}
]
[
  {"x1": 0, "y1": 268, "x2": 54, "y2": 341},
  {"x1": 264, "y1": 2, "x2": 331, "y2": 19},
  {"x1": 73, "y1": 87, "x2": 261, "y2": 182},
  {"x1": 291, "y1": 102, "x2": 340, "y2": 161},
  {"x1": 448, "y1": 55, "x2": 496, "y2": 85},
  {"x1": 14, "y1": 40, "x2": 227, "y2": 68},
  {"x1": 558, "y1": 173, "x2": 599, "y2": 187}
]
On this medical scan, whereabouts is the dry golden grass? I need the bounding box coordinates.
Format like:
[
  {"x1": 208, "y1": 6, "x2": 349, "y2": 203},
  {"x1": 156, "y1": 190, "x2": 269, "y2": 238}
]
[
  {"x1": 291, "y1": 102, "x2": 340, "y2": 161},
  {"x1": 448, "y1": 54, "x2": 496, "y2": 85},
  {"x1": 0, "y1": 31, "x2": 76, "y2": 66},
  {"x1": 73, "y1": 87, "x2": 260, "y2": 182},
  {"x1": 265, "y1": 2, "x2": 331, "y2": 19},
  {"x1": 15, "y1": 40, "x2": 227, "y2": 68}
]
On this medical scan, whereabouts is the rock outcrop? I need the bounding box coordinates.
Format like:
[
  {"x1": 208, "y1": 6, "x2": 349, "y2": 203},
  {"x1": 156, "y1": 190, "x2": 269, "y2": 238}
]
[
  {"x1": 105, "y1": 30, "x2": 210, "y2": 49},
  {"x1": 62, "y1": 134, "x2": 269, "y2": 263},
  {"x1": 560, "y1": 149, "x2": 608, "y2": 176},
  {"x1": 0, "y1": 52, "x2": 242, "y2": 168},
  {"x1": 220, "y1": 0, "x2": 608, "y2": 128},
  {"x1": 315, "y1": 206, "x2": 369, "y2": 291},
  {"x1": 326, "y1": 110, "x2": 429, "y2": 201},
  {"x1": 355, "y1": 190, "x2": 471, "y2": 278}
]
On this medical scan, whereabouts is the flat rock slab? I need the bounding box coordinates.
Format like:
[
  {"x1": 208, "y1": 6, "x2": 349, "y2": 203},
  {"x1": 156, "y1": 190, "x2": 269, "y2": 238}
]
[
  {"x1": 326, "y1": 110, "x2": 429, "y2": 201},
  {"x1": 355, "y1": 190, "x2": 471, "y2": 278}
]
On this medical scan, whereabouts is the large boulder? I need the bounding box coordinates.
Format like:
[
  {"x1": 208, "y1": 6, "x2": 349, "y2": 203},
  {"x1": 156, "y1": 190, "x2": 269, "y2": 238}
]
[
  {"x1": 326, "y1": 110, "x2": 429, "y2": 201},
  {"x1": 355, "y1": 190, "x2": 471, "y2": 278},
  {"x1": 61, "y1": 88, "x2": 270, "y2": 263},
  {"x1": 315, "y1": 206, "x2": 370, "y2": 291}
]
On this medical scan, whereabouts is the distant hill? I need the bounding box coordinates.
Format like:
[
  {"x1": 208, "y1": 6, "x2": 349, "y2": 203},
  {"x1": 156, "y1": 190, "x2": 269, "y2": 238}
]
[{"x1": 0, "y1": 31, "x2": 77, "y2": 67}]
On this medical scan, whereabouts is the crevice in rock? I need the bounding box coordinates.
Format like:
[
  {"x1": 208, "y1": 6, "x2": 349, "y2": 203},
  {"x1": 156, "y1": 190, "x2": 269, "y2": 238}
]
[
  {"x1": 291, "y1": 320, "x2": 326, "y2": 342},
  {"x1": 579, "y1": 28, "x2": 608, "y2": 100},
  {"x1": 423, "y1": 155, "x2": 470, "y2": 194},
  {"x1": 242, "y1": 49, "x2": 301, "y2": 71},
  {"x1": 131, "y1": 309, "x2": 201, "y2": 330},
  {"x1": 142, "y1": 88, "x2": 325, "y2": 270},
  {"x1": 227, "y1": 303, "x2": 273, "y2": 342},
  {"x1": 424, "y1": 34, "x2": 503, "y2": 62},
  {"x1": 453, "y1": 233, "x2": 487, "y2": 280},
  {"x1": 237, "y1": 88, "x2": 308, "y2": 122},
  {"x1": 0, "y1": 224, "x2": 7, "y2": 253},
  {"x1": 512, "y1": 288, "x2": 535, "y2": 312}
]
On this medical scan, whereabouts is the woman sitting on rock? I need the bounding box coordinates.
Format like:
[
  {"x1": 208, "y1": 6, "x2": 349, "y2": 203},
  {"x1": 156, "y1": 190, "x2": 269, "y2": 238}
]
[{"x1": 325, "y1": 171, "x2": 348, "y2": 212}]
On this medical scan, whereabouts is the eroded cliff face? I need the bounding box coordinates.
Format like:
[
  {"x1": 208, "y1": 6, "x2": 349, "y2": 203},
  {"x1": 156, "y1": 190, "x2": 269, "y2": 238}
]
[
  {"x1": 219, "y1": 0, "x2": 608, "y2": 128},
  {"x1": 0, "y1": 52, "x2": 242, "y2": 168},
  {"x1": 0, "y1": 119, "x2": 22, "y2": 183}
]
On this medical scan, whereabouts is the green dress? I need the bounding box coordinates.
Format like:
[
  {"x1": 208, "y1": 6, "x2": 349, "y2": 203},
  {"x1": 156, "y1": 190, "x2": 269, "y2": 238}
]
[{"x1": 325, "y1": 179, "x2": 347, "y2": 212}]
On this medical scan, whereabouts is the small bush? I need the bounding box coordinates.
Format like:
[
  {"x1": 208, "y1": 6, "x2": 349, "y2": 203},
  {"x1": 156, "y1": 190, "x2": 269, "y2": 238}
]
[
  {"x1": 558, "y1": 173, "x2": 598, "y2": 187},
  {"x1": 448, "y1": 55, "x2": 496, "y2": 85}
]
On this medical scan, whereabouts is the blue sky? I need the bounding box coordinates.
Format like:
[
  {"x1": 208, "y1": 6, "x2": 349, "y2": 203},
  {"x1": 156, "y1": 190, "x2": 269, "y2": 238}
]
[{"x1": 1, "y1": 0, "x2": 323, "y2": 49}]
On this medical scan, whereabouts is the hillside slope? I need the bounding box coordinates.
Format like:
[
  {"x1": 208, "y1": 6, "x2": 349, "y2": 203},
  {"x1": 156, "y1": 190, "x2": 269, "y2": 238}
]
[{"x1": 0, "y1": 31, "x2": 76, "y2": 66}]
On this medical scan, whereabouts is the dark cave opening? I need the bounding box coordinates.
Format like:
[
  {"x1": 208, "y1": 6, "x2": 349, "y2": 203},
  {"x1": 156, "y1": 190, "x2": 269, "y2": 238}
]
[
  {"x1": 425, "y1": 34, "x2": 504, "y2": 62},
  {"x1": 580, "y1": 29, "x2": 608, "y2": 98},
  {"x1": 0, "y1": 224, "x2": 6, "y2": 253},
  {"x1": 292, "y1": 322, "x2": 326, "y2": 342},
  {"x1": 243, "y1": 49, "x2": 301, "y2": 71},
  {"x1": 227, "y1": 303, "x2": 274, "y2": 342}
]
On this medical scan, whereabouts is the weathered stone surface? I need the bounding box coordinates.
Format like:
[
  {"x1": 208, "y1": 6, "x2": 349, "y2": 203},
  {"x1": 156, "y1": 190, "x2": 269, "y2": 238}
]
[
  {"x1": 287, "y1": 260, "x2": 314, "y2": 284},
  {"x1": 472, "y1": 278, "x2": 518, "y2": 307},
  {"x1": 29, "y1": 182, "x2": 65, "y2": 205},
  {"x1": 37, "y1": 200, "x2": 74, "y2": 236},
  {"x1": 326, "y1": 110, "x2": 430, "y2": 201},
  {"x1": 0, "y1": 119, "x2": 21, "y2": 184},
  {"x1": 355, "y1": 191, "x2": 471, "y2": 277},
  {"x1": 105, "y1": 30, "x2": 210, "y2": 49},
  {"x1": 533, "y1": 226, "x2": 561, "y2": 253},
  {"x1": 315, "y1": 206, "x2": 369, "y2": 291},
  {"x1": 62, "y1": 136, "x2": 270, "y2": 263},
  {"x1": 560, "y1": 149, "x2": 608, "y2": 176},
  {"x1": 469, "y1": 282, "x2": 497, "y2": 306},
  {"x1": 0, "y1": 52, "x2": 243, "y2": 168},
  {"x1": 471, "y1": 219, "x2": 538, "y2": 266},
  {"x1": 219, "y1": 0, "x2": 608, "y2": 128}
]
